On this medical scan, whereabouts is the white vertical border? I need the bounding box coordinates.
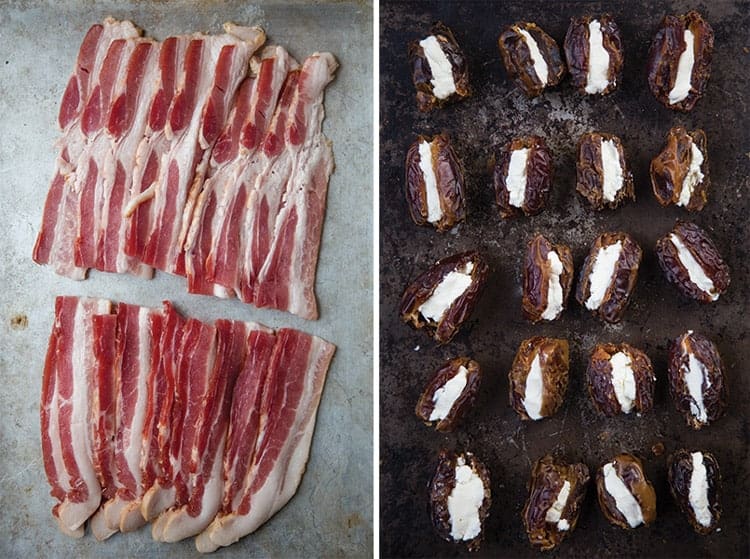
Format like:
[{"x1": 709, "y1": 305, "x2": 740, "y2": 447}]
[{"x1": 372, "y1": 0, "x2": 381, "y2": 556}]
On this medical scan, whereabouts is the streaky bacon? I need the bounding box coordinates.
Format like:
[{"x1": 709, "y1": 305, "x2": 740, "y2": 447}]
[{"x1": 195, "y1": 329, "x2": 335, "y2": 552}]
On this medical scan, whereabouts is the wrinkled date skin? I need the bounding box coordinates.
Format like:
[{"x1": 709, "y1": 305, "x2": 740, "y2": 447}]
[
  {"x1": 415, "y1": 357, "x2": 481, "y2": 432},
  {"x1": 596, "y1": 453, "x2": 657, "y2": 529},
  {"x1": 576, "y1": 232, "x2": 642, "y2": 323},
  {"x1": 651, "y1": 127, "x2": 709, "y2": 210},
  {"x1": 668, "y1": 331, "x2": 728, "y2": 429},
  {"x1": 647, "y1": 11, "x2": 714, "y2": 112},
  {"x1": 522, "y1": 234, "x2": 574, "y2": 322},
  {"x1": 498, "y1": 22, "x2": 566, "y2": 97},
  {"x1": 564, "y1": 14, "x2": 624, "y2": 95},
  {"x1": 656, "y1": 220, "x2": 730, "y2": 302},
  {"x1": 405, "y1": 133, "x2": 466, "y2": 231},
  {"x1": 429, "y1": 450, "x2": 491, "y2": 551},
  {"x1": 576, "y1": 132, "x2": 635, "y2": 210},
  {"x1": 409, "y1": 22, "x2": 471, "y2": 112},
  {"x1": 668, "y1": 449, "x2": 722, "y2": 534},
  {"x1": 400, "y1": 251, "x2": 489, "y2": 344},
  {"x1": 494, "y1": 136, "x2": 553, "y2": 217},
  {"x1": 586, "y1": 343, "x2": 655, "y2": 416},
  {"x1": 522, "y1": 455, "x2": 590, "y2": 551},
  {"x1": 509, "y1": 337, "x2": 569, "y2": 420}
]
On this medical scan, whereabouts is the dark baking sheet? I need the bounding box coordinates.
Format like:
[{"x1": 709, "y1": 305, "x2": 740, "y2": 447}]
[{"x1": 379, "y1": 1, "x2": 749, "y2": 558}]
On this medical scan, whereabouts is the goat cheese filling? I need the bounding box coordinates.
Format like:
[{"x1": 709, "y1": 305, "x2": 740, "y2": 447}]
[
  {"x1": 418, "y1": 139, "x2": 442, "y2": 223},
  {"x1": 419, "y1": 35, "x2": 457, "y2": 100},
  {"x1": 506, "y1": 147, "x2": 530, "y2": 208},
  {"x1": 669, "y1": 234, "x2": 718, "y2": 300},
  {"x1": 545, "y1": 480, "x2": 572, "y2": 531},
  {"x1": 429, "y1": 366, "x2": 469, "y2": 421},
  {"x1": 585, "y1": 20, "x2": 611, "y2": 94},
  {"x1": 609, "y1": 351, "x2": 637, "y2": 413},
  {"x1": 669, "y1": 29, "x2": 695, "y2": 105},
  {"x1": 419, "y1": 262, "x2": 475, "y2": 322},
  {"x1": 448, "y1": 457, "x2": 485, "y2": 541},
  {"x1": 585, "y1": 241, "x2": 623, "y2": 310},
  {"x1": 541, "y1": 251, "x2": 564, "y2": 321},
  {"x1": 601, "y1": 139, "x2": 624, "y2": 202},
  {"x1": 522, "y1": 353, "x2": 544, "y2": 420},
  {"x1": 518, "y1": 28, "x2": 549, "y2": 85},
  {"x1": 677, "y1": 141, "x2": 704, "y2": 207},
  {"x1": 689, "y1": 451, "x2": 712, "y2": 527},
  {"x1": 603, "y1": 462, "x2": 644, "y2": 528}
]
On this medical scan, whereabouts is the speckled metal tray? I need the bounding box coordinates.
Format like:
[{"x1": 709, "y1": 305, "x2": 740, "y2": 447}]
[
  {"x1": 379, "y1": 1, "x2": 749, "y2": 557},
  {"x1": 0, "y1": 1, "x2": 372, "y2": 557}
]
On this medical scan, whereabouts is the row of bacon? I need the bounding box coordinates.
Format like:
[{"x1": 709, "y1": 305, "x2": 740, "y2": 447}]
[
  {"x1": 41, "y1": 295, "x2": 334, "y2": 552},
  {"x1": 33, "y1": 18, "x2": 338, "y2": 320}
]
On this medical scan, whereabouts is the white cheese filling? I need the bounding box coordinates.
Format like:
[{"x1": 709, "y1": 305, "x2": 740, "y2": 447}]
[
  {"x1": 677, "y1": 141, "x2": 704, "y2": 207},
  {"x1": 506, "y1": 147, "x2": 530, "y2": 208},
  {"x1": 585, "y1": 241, "x2": 623, "y2": 310},
  {"x1": 429, "y1": 366, "x2": 469, "y2": 421},
  {"x1": 682, "y1": 348, "x2": 711, "y2": 423},
  {"x1": 419, "y1": 262, "x2": 475, "y2": 322},
  {"x1": 522, "y1": 353, "x2": 544, "y2": 420},
  {"x1": 585, "y1": 20, "x2": 611, "y2": 94},
  {"x1": 418, "y1": 139, "x2": 442, "y2": 223},
  {"x1": 603, "y1": 462, "x2": 644, "y2": 528},
  {"x1": 609, "y1": 351, "x2": 637, "y2": 413},
  {"x1": 545, "y1": 480, "x2": 571, "y2": 531},
  {"x1": 448, "y1": 457, "x2": 485, "y2": 541},
  {"x1": 541, "y1": 251, "x2": 564, "y2": 321},
  {"x1": 601, "y1": 139, "x2": 624, "y2": 202},
  {"x1": 518, "y1": 28, "x2": 549, "y2": 85},
  {"x1": 419, "y1": 35, "x2": 457, "y2": 100},
  {"x1": 689, "y1": 452, "x2": 712, "y2": 527},
  {"x1": 669, "y1": 29, "x2": 695, "y2": 105},
  {"x1": 669, "y1": 233, "x2": 718, "y2": 300}
]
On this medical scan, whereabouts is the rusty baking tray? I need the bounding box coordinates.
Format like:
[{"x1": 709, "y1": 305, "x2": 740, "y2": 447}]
[
  {"x1": 0, "y1": 1, "x2": 372, "y2": 557},
  {"x1": 380, "y1": 1, "x2": 749, "y2": 557}
]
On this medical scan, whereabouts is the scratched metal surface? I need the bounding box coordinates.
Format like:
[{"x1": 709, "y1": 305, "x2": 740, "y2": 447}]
[
  {"x1": 0, "y1": 1, "x2": 372, "y2": 557},
  {"x1": 380, "y1": 1, "x2": 749, "y2": 558}
]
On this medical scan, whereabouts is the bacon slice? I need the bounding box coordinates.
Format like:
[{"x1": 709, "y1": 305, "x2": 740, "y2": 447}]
[
  {"x1": 195, "y1": 329, "x2": 335, "y2": 552},
  {"x1": 40, "y1": 296, "x2": 113, "y2": 537}
]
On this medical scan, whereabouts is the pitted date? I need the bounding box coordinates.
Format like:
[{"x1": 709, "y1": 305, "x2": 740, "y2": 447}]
[
  {"x1": 494, "y1": 136, "x2": 553, "y2": 218},
  {"x1": 647, "y1": 11, "x2": 714, "y2": 112},
  {"x1": 522, "y1": 234, "x2": 574, "y2": 322},
  {"x1": 576, "y1": 132, "x2": 634, "y2": 210},
  {"x1": 509, "y1": 337, "x2": 569, "y2": 421},
  {"x1": 668, "y1": 330, "x2": 727, "y2": 429},
  {"x1": 575, "y1": 232, "x2": 642, "y2": 323},
  {"x1": 498, "y1": 22, "x2": 566, "y2": 97},
  {"x1": 596, "y1": 453, "x2": 657, "y2": 529},
  {"x1": 522, "y1": 455, "x2": 589, "y2": 551},
  {"x1": 655, "y1": 220, "x2": 729, "y2": 302},
  {"x1": 405, "y1": 133, "x2": 466, "y2": 231},
  {"x1": 668, "y1": 449, "x2": 722, "y2": 534},
  {"x1": 586, "y1": 343, "x2": 655, "y2": 416},
  {"x1": 415, "y1": 357, "x2": 481, "y2": 432},
  {"x1": 400, "y1": 251, "x2": 489, "y2": 344},
  {"x1": 429, "y1": 450, "x2": 491, "y2": 551},
  {"x1": 564, "y1": 14, "x2": 624, "y2": 95},
  {"x1": 650, "y1": 127, "x2": 709, "y2": 211},
  {"x1": 409, "y1": 22, "x2": 471, "y2": 112}
]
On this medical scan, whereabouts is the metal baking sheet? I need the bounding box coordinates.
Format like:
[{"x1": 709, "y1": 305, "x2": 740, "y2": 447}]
[
  {"x1": 0, "y1": 1, "x2": 372, "y2": 556},
  {"x1": 380, "y1": 1, "x2": 749, "y2": 557}
]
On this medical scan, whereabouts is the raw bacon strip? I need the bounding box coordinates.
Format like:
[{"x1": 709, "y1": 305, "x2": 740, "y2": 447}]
[
  {"x1": 184, "y1": 46, "x2": 298, "y2": 298},
  {"x1": 32, "y1": 19, "x2": 141, "y2": 279},
  {"x1": 196, "y1": 329, "x2": 335, "y2": 552},
  {"x1": 252, "y1": 53, "x2": 338, "y2": 320},
  {"x1": 40, "y1": 296, "x2": 113, "y2": 537},
  {"x1": 129, "y1": 26, "x2": 266, "y2": 277}
]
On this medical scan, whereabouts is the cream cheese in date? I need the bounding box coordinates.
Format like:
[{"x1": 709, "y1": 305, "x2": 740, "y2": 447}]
[
  {"x1": 419, "y1": 35, "x2": 457, "y2": 100},
  {"x1": 518, "y1": 28, "x2": 549, "y2": 85},
  {"x1": 541, "y1": 251, "x2": 564, "y2": 320},
  {"x1": 419, "y1": 262, "x2": 475, "y2": 322},
  {"x1": 545, "y1": 480, "x2": 572, "y2": 530},
  {"x1": 448, "y1": 457, "x2": 485, "y2": 541},
  {"x1": 429, "y1": 365, "x2": 469, "y2": 421},
  {"x1": 506, "y1": 147, "x2": 530, "y2": 207},
  {"x1": 418, "y1": 139, "x2": 442, "y2": 223},
  {"x1": 683, "y1": 350, "x2": 711, "y2": 423},
  {"x1": 678, "y1": 142, "x2": 705, "y2": 207},
  {"x1": 689, "y1": 452, "x2": 712, "y2": 528},
  {"x1": 585, "y1": 241, "x2": 623, "y2": 310},
  {"x1": 669, "y1": 29, "x2": 695, "y2": 105},
  {"x1": 522, "y1": 353, "x2": 544, "y2": 420},
  {"x1": 601, "y1": 139, "x2": 624, "y2": 202},
  {"x1": 585, "y1": 20, "x2": 611, "y2": 94},
  {"x1": 610, "y1": 351, "x2": 637, "y2": 413},
  {"x1": 669, "y1": 233, "x2": 718, "y2": 300},
  {"x1": 603, "y1": 462, "x2": 644, "y2": 528}
]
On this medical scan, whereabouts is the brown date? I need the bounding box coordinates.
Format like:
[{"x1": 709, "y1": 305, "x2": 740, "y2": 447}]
[
  {"x1": 668, "y1": 330, "x2": 727, "y2": 429},
  {"x1": 650, "y1": 127, "x2": 709, "y2": 211},
  {"x1": 522, "y1": 455, "x2": 589, "y2": 551},
  {"x1": 508, "y1": 337, "x2": 569, "y2": 421},
  {"x1": 409, "y1": 22, "x2": 470, "y2": 112},
  {"x1": 405, "y1": 133, "x2": 466, "y2": 231},
  {"x1": 498, "y1": 22, "x2": 566, "y2": 97},
  {"x1": 647, "y1": 11, "x2": 714, "y2": 112},
  {"x1": 415, "y1": 357, "x2": 481, "y2": 432},
  {"x1": 586, "y1": 343, "x2": 655, "y2": 416},
  {"x1": 429, "y1": 450, "x2": 491, "y2": 551},
  {"x1": 576, "y1": 132, "x2": 634, "y2": 210},
  {"x1": 494, "y1": 136, "x2": 553, "y2": 218},
  {"x1": 400, "y1": 251, "x2": 489, "y2": 344},
  {"x1": 564, "y1": 14, "x2": 624, "y2": 95},
  {"x1": 521, "y1": 234, "x2": 574, "y2": 322},
  {"x1": 655, "y1": 220, "x2": 729, "y2": 303},
  {"x1": 596, "y1": 453, "x2": 657, "y2": 529},
  {"x1": 575, "y1": 232, "x2": 642, "y2": 323},
  {"x1": 668, "y1": 449, "x2": 722, "y2": 534}
]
